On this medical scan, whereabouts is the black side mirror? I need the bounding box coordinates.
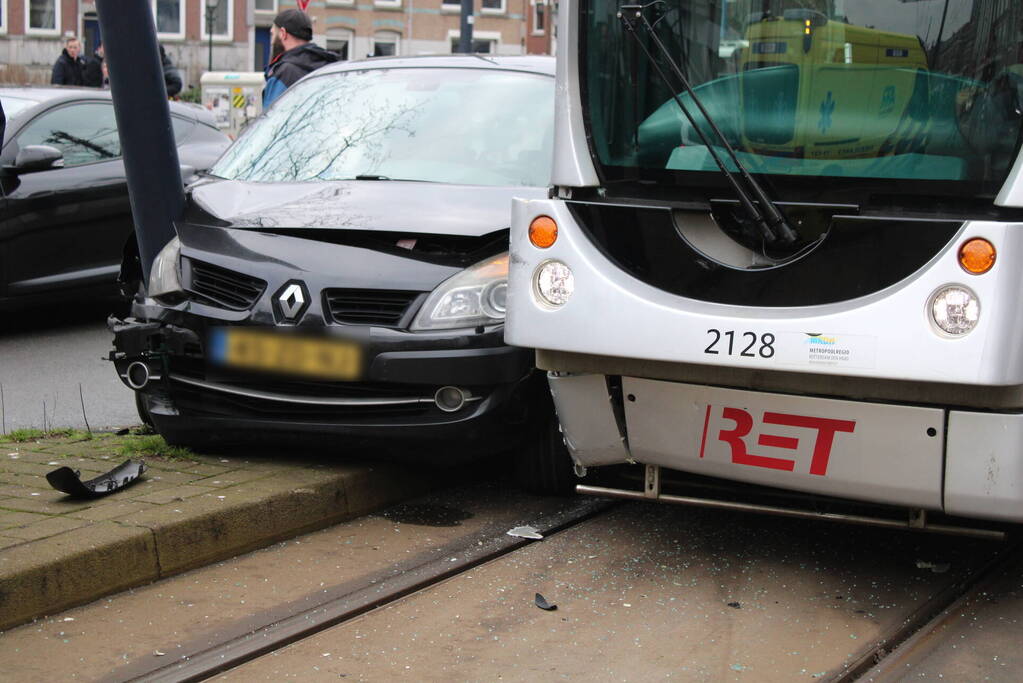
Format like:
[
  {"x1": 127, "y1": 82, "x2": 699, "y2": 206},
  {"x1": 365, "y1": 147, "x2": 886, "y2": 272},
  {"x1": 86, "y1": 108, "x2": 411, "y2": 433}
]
[{"x1": 9, "y1": 145, "x2": 65, "y2": 174}]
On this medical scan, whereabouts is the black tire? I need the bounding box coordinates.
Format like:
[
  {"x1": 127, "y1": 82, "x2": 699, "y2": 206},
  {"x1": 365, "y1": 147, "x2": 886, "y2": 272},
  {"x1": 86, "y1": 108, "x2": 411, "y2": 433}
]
[
  {"x1": 134, "y1": 392, "x2": 155, "y2": 430},
  {"x1": 514, "y1": 412, "x2": 577, "y2": 495}
]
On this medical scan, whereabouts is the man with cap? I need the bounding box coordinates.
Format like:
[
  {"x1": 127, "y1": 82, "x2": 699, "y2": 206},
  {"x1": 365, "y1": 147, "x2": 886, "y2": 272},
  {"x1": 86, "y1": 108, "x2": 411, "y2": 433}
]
[{"x1": 263, "y1": 9, "x2": 338, "y2": 108}]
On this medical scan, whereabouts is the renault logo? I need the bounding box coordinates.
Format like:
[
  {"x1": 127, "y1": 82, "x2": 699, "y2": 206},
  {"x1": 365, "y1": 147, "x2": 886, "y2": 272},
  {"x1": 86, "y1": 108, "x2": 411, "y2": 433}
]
[{"x1": 273, "y1": 281, "x2": 310, "y2": 323}]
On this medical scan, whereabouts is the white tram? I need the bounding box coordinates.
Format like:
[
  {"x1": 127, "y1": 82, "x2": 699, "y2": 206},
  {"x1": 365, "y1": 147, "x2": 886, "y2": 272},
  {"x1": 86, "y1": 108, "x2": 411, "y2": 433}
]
[{"x1": 506, "y1": 0, "x2": 1023, "y2": 529}]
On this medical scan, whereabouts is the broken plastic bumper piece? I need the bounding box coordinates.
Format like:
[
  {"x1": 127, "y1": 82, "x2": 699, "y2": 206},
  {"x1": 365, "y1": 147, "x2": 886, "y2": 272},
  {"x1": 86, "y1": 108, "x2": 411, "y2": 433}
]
[{"x1": 46, "y1": 459, "x2": 147, "y2": 498}]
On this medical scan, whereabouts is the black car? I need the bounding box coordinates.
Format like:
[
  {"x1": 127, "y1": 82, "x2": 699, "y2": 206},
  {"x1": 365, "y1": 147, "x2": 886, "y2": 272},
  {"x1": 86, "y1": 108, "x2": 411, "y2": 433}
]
[
  {"x1": 109, "y1": 56, "x2": 570, "y2": 486},
  {"x1": 0, "y1": 87, "x2": 231, "y2": 309}
]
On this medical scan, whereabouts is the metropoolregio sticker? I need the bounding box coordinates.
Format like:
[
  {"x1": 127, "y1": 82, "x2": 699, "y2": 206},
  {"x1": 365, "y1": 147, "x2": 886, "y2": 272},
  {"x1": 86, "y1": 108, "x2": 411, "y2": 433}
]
[{"x1": 774, "y1": 332, "x2": 877, "y2": 369}]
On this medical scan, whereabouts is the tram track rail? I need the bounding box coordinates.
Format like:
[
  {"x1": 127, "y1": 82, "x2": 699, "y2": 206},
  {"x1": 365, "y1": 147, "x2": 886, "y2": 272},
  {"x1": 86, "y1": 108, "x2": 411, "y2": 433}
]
[
  {"x1": 101, "y1": 491, "x2": 1017, "y2": 683},
  {"x1": 830, "y1": 533, "x2": 1022, "y2": 682},
  {"x1": 111, "y1": 497, "x2": 618, "y2": 683}
]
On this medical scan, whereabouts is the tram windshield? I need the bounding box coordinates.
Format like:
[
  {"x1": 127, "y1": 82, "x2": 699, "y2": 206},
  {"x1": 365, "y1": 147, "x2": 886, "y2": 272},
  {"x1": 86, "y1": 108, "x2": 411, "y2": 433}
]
[{"x1": 585, "y1": 0, "x2": 1023, "y2": 200}]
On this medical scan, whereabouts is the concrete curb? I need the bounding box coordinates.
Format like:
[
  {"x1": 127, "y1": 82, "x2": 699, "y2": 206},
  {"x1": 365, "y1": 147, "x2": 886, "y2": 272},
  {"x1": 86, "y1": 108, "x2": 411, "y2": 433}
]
[{"x1": 0, "y1": 462, "x2": 438, "y2": 632}]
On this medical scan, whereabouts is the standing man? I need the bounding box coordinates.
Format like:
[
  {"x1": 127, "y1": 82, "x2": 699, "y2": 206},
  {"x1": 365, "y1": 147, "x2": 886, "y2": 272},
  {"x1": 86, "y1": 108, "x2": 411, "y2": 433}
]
[
  {"x1": 83, "y1": 42, "x2": 104, "y2": 88},
  {"x1": 262, "y1": 10, "x2": 337, "y2": 108},
  {"x1": 51, "y1": 36, "x2": 86, "y2": 86}
]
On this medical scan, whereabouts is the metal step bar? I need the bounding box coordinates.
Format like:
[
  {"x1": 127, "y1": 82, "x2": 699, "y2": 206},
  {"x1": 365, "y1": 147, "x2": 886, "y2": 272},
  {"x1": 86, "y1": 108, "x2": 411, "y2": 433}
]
[{"x1": 576, "y1": 465, "x2": 1006, "y2": 541}]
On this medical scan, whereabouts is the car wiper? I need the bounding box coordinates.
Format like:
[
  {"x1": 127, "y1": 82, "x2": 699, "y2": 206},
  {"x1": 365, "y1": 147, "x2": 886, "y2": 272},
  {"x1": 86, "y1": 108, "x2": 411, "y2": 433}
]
[
  {"x1": 618, "y1": 3, "x2": 797, "y2": 244},
  {"x1": 354, "y1": 174, "x2": 391, "y2": 181}
]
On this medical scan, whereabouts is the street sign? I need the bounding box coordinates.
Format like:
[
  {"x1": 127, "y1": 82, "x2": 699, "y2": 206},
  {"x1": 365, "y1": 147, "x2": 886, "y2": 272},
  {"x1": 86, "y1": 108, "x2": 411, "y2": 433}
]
[{"x1": 297, "y1": 0, "x2": 311, "y2": 9}]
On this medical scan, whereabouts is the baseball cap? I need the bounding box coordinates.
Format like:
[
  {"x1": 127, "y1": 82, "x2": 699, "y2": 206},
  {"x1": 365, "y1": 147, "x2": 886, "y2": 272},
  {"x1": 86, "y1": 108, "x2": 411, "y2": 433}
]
[{"x1": 273, "y1": 9, "x2": 313, "y2": 41}]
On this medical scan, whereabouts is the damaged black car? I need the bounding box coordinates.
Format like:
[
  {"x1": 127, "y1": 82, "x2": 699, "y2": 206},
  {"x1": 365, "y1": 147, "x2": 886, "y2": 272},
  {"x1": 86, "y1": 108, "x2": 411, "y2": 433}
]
[{"x1": 109, "y1": 56, "x2": 570, "y2": 488}]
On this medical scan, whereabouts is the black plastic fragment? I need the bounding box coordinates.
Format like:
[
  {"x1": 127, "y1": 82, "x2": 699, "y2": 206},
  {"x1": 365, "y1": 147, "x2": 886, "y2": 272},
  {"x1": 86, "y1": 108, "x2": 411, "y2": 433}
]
[
  {"x1": 46, "y1": 459, "x2": 147, "y2": 498},
  {"x1": 535, "y1": 593, "x2": 557, "y2": 611},
  {"x1": 115, "y1": 427, "x2": 131, "y2": 436},
  {"x1": 727, "y1": 601, "x2": 741, "y2": 609}
]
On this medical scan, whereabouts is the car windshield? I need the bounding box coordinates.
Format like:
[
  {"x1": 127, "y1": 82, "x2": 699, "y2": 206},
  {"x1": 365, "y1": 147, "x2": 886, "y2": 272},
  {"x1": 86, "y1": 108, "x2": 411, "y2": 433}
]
[
  {"x1": 212, "y1": 67, "x2": 554, "y2": 187},
  {"x1": 0, "y1": 96, "x2": 38, "y2": 120},
  {"x1": 586, "y1": 0, "x2": 1023, "y2": 198}
]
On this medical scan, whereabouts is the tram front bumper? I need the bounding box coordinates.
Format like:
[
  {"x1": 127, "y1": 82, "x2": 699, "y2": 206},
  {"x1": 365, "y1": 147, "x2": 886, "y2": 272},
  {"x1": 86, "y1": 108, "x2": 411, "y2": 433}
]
[{"x1": 549, "y1": 373, "x2": 1023, "y2": 523}]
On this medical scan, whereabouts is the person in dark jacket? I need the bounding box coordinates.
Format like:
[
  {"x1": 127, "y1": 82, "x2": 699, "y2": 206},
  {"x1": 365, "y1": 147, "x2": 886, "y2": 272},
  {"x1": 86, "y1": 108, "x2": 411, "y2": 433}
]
[
  {"x1": 82, "y1": 43, "x2": 104, "y2": 88},
  {"x1": 51, "y1": 37, "x2": 86, "y2": 86},
  {"x1": 160, "y1": 45, "x2": 183, "y2": 98},
  {"x1": 263, "y1": 9, "x2": 338, "y2": 108}
]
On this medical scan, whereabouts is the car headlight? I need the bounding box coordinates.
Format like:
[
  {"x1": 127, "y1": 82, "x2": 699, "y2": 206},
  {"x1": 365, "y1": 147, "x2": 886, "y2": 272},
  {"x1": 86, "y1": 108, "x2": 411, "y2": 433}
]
[
  {"x1": 410, "y1": 253, "x2": 508, "y2": 331},
  {"x1": 148, "y1": 236, "x2": 183, "y2": 300}
]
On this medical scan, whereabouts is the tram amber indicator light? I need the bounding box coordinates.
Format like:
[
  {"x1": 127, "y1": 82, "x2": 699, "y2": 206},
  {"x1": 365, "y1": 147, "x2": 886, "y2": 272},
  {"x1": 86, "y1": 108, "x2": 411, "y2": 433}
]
[
  {"x1": 529, "y1": 216, "x2": 558, "y2": 248},
  {"x1": 959, "y1": 238, "x2": 996, "y2": 274}
]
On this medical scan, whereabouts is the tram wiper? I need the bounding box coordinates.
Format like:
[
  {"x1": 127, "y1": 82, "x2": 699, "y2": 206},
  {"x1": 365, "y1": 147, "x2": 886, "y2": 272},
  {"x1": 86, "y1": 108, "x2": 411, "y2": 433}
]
[{"x1": 618, "y1": 3, "x2": 798, "y2": 245}]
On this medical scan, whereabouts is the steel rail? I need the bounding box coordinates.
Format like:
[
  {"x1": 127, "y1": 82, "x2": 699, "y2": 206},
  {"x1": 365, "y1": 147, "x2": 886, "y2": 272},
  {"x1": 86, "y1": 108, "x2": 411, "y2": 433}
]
[
  {"x1": 113, "y1": 497, "x2": 617, "y2": 683},
  {"x1": 836, "y1": 539, "x2": 1023, "y2": 682}
]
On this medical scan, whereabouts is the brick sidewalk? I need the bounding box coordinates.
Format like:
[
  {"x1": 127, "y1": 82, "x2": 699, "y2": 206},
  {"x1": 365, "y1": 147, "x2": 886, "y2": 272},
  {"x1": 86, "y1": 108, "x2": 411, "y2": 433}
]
[{"x1": 0, "y1": 430, "x2": 440, "y2": 631}]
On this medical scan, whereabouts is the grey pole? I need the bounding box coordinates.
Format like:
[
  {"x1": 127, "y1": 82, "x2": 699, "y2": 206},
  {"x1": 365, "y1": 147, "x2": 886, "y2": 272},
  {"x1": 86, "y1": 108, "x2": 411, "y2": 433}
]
[
  {"x1": 458, "y1": 0, "x2": 474, "y2": 53},
  {"x1": 95, "y1": 0, "x2": 184, "y2": 284}
]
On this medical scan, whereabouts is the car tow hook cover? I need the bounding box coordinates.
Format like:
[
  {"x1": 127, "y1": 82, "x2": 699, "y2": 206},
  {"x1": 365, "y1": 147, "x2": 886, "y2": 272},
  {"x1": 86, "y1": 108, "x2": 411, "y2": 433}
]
[{"x1": 45, "y1": 459, "x2": 147, "y2": 498}]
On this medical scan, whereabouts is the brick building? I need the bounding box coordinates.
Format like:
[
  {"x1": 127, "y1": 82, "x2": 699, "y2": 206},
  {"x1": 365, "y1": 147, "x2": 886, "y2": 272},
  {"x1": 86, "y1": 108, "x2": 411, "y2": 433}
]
[{"x1": 0, "y1": 0, "x2": 553, "y2": 88}]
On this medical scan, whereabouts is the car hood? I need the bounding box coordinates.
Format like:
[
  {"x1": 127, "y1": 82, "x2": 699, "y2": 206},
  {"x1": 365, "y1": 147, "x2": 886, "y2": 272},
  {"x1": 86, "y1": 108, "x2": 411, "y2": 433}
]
[{"x1": 188, "y1": 180, "x2": 547, "y2": 237}]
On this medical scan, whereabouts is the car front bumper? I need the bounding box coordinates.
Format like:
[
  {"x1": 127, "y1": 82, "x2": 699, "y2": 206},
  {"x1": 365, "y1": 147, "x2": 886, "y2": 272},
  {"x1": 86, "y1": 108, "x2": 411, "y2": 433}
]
[{"x1": 110, "y1": 311, "x2": 541, "y2": 456}]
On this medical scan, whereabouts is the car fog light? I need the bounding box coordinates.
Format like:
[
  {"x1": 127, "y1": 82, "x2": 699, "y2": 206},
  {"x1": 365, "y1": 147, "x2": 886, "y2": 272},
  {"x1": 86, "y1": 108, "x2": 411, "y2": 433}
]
[
  {"x1": 535, "y1": 260, "x2": 574, "y2": 307},
  {"x1": 930, "y1": 285, "x2": 980, "y2": 336}
]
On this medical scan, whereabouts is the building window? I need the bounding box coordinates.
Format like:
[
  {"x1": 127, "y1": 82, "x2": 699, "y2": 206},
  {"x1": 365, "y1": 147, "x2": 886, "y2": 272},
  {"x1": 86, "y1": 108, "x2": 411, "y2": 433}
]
[
  {"x1": 326, "y1": 28, "x2": 353, "y2": 61},
  {"x1": 374, "y1": 0, "x2": 402, "y2": 9},
  {"x1": 440, "y1": 0, "x2": 460, "y2": 10},
  {"x1": 532, "y1": 0, "x2": 546, "y2": 35},
  {"x1": 449, "y1": 30, "x2": 498, "y2": 54},
  {"x1": 481, "y1": 0, "x2": 506, "y2": 14},
  {"x1": 0, "y1": 0, "x2": 7, "y2": 35},
  {"x1": 27, "y1": 0, "x2": 59, "y2": 34},
  {"x1": 254, "y1": 0, "x2": 276, "y2": 11},
  {"x1": 201, "y1": 0, "x2": 232, "y2": 40},
  {"x1": 373, "y1": 31, "x2": 400, "y2": 57},
  {"x1": 153, "y1": 0, "x2": 184, "y2": 39}
]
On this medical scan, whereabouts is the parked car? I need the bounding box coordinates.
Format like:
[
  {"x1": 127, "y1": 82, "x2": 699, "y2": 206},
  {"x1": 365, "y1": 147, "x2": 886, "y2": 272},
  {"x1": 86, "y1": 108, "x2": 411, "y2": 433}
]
[
  {"x1": 109, "y1": 56, "x2": 571, "y2": 487},
  {"x1": 0, "y1": 87, "x2": 231, "y2": 309}
]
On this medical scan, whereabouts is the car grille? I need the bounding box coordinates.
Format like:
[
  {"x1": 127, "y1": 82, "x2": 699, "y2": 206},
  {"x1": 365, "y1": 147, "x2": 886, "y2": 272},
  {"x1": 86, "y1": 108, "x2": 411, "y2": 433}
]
[
  {"x1": 184, "y1": 259, "x2": 267, "y2": 310},
  {"x1": 324, "y1": 288, "x2": 424, "y2": 327}
]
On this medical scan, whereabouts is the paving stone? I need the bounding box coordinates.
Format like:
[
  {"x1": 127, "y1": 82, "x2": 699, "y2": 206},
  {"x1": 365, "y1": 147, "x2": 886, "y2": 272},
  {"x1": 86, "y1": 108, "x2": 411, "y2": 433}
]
[
  {"x1": 133, "y1": 485, "x2": 219, "y2": 505},
  {"x1": 0, "y1": 496, "x2": 98, "y2": 515},
  {"x1": 0, "y1": 484, "x2": 50, "y2": 499},
  {"x1": 194, "y1": 470, "x2": 275, "y2": 488},
  {"x1": 0, "y1": 536, "x2": 25, "y2": 551},
  {"x1": 0, "y1": 472, "x2": 48, "y2": 488},
  {"x1": 0, "y1": 461, "x2": 54, "y2": 477},
  {"x1": 67, "y1": 501, "x2": 159, "y2": 522},
  {"x1": 0, "y1": 510, "x2": 52, "y2": 529},
  {"x1": 3, "y1": 516, "x2": 89, "y2": 541}
]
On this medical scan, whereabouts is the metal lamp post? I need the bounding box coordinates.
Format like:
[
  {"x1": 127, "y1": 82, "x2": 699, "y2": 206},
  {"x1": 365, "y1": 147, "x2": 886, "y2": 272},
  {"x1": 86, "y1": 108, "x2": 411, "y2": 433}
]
[{"x1": 205, "y1": 0, "x2": 221, "y2": 72}]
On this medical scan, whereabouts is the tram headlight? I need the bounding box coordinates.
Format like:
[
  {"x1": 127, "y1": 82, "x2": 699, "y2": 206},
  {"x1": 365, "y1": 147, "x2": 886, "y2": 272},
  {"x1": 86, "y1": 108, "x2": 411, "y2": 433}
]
[
  {"x1": 930, "y1": 285, "x2": 980, "y2": 336},
  {"x1": 534, "y1": 260, "x2": 574, "y2": 307}
]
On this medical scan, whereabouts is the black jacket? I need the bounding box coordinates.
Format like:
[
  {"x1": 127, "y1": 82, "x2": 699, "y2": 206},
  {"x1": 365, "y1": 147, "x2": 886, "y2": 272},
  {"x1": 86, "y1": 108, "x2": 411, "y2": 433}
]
[
  {"x1": 262, "y1": 43, "x2": 338, "y2": 107},
  {"x1": 51, "y1": 50, "x2": 86, "y2": 86},
  {"x1": 160, "y1": 46, "x2": 183, "y2": 97},
  {"x1": 82, "y1": 53, "x2": 104, "y2": 88}
]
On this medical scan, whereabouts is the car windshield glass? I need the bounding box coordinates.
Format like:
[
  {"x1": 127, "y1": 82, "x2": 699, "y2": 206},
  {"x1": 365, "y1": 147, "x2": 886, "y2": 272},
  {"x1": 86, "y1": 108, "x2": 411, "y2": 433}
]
[
  {"x1": 586, "y1": 0, "x2": 1023, "y2": 195},
  {"x1": 0, "y1": 96, "x2": 38, "y2": 119},
  {"x1": 212, "y1": 67, "x2": 554, "y2": 187}
]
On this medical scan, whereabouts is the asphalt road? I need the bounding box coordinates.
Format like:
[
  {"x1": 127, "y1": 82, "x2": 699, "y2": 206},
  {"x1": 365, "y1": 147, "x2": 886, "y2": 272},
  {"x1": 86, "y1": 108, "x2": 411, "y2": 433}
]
[{"x1": 0, "y1": 299, "x2": 138, "y2": 432}]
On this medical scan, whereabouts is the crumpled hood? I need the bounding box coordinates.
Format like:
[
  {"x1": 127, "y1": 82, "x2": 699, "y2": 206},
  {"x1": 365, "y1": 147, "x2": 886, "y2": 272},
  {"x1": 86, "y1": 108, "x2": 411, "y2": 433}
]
[{"x1": 188, "y1": 180, "x2": 547, "y2": 237}]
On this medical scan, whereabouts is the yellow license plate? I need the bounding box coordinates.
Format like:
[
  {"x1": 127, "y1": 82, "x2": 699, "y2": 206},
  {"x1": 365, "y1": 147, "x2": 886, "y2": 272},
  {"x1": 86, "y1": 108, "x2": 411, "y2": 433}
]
[{"x1": 211, "y1": 328, "x2": 362, "y2": 380}]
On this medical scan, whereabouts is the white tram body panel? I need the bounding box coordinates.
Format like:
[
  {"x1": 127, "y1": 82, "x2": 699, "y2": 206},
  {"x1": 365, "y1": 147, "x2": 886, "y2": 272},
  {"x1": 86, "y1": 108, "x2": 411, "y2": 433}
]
[{"x1": 506, "y1": 0, "x2": 1023, "y2": 523}]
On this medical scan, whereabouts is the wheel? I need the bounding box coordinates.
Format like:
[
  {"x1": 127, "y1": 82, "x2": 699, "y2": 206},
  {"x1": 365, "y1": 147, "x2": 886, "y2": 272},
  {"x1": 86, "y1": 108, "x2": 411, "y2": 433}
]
[
  {"x1": 134, "y1": 391, "x2": 155, "y2": 430},
  {"x1": 514, "y1": 411, "x2": 577, "y2": 495}
]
